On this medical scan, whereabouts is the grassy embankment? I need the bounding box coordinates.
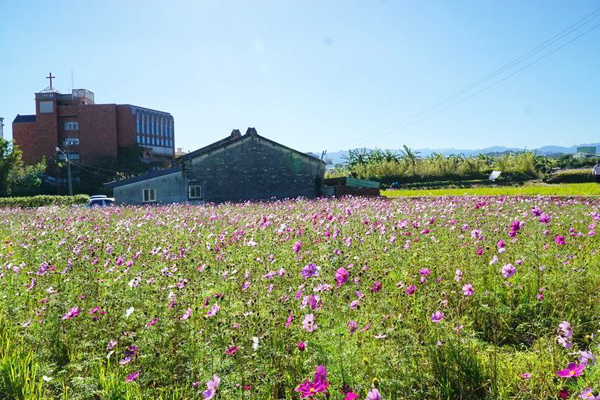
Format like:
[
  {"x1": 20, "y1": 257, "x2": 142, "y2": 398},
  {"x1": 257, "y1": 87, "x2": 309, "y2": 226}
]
[{"x1": 383, "y1": 182, "x2": 600, "y2": 197}]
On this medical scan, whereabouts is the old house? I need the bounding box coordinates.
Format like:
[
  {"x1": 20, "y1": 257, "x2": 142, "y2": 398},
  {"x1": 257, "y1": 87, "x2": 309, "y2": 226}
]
[{"x1": 107, "y1": 128, "x2": 326, "y2": 204}]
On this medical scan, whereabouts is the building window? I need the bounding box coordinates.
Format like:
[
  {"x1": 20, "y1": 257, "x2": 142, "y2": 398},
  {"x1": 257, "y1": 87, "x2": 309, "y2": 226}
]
[
  {"x1": 63, "y1": 138, "x2": 79, "y2": 146},
  {"x1": 39, "y1": 101, "x2": 54, "y2": 113},
  {"x1": 143, "y1": 188, "x2": 157, "y2": 203},
  {"x1": 63, "y1": 121, "x2": 79, "y2": 130},
  {"x1": 188, "y1": 185, "x2": 202, "y2": 199},
  {"x1": 136, "y1": 113, "x2": 140, "y2": 133}
]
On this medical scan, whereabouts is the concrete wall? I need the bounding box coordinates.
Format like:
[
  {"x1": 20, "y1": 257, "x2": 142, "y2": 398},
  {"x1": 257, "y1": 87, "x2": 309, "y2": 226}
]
[
  {"x1": 183, "y1": 135, "x2": 324, "y2": 203},
  {"x1": 113, "y1": 171, "x2": 188, "y2": 205}
]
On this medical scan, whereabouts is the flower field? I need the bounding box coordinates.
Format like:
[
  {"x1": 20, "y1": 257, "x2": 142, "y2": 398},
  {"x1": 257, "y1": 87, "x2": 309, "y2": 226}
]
[{"x1": 0, "y1": 196, "x2": 599, "y2": 399}]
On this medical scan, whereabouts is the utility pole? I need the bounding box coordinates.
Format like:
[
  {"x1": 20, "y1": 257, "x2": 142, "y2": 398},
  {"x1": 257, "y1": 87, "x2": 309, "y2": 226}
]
[{"x1": 56, "y1": 146, "x2": 73, "y2": 196}]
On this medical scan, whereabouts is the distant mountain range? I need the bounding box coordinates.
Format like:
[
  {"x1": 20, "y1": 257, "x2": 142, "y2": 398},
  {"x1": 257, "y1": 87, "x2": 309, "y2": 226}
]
[{"x1": 315, "y1": 142, "x2": 600, "y2": 165}]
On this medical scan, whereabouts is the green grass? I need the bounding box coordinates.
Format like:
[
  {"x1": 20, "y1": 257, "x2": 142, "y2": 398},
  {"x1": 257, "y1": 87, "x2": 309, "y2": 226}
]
[{"x1": 383, "y1": 182, "x2": 600, "y2": 197}]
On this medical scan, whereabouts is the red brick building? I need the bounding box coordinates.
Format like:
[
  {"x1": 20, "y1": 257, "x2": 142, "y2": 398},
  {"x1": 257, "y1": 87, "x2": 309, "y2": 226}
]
[{"x1": 13, "y1": 82, "x2": 174, "y2": 167}]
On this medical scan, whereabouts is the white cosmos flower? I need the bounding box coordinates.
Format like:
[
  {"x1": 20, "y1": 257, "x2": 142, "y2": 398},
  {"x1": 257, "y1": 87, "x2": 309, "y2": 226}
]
[{"x1": 125, "y1": 307, "x2": 135, "y2": 318}]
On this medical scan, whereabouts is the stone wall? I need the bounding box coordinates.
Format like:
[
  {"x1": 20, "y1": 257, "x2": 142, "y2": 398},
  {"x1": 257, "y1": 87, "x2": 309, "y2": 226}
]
[{"x1": 183, "y1": 135, "x2": 324, "y2": 203}]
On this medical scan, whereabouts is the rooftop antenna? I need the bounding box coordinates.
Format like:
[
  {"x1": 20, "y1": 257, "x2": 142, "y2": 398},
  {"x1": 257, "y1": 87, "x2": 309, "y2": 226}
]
[{"x1": 71, "y1": 67, "x2": 74, "y2": 92}]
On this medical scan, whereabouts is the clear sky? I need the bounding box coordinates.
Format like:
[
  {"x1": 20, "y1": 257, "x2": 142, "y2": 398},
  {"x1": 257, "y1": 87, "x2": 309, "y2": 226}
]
[{"x1": 1, "y1": 0, "x2": 599, "y2": 153}]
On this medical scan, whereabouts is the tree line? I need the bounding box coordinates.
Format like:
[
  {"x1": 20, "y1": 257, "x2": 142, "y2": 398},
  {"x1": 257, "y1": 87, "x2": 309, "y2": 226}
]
[{"x1": 332, "y1": 146, "x2": 599, "y2": 185}]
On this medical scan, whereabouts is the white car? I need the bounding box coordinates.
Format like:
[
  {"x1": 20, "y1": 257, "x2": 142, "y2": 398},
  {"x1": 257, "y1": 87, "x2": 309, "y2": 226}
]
[{"x1": 88, "y1": 195, "x2": 115, "y2": 208}]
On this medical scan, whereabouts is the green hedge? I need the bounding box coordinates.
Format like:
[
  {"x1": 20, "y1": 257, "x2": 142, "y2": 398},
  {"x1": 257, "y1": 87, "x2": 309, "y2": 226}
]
[
  {"x1": 0, "y1": 194, "x2": 90, "y2": 208},
  {"x1": 545, "y1": 169, "x2": 596, "y2": 184}
]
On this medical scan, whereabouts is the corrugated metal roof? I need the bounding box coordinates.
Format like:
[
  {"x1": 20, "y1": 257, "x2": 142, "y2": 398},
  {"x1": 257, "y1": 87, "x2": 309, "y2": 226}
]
[
  {"x1": 13, "y1": 114, "x2": 37, "y2": 123},
  {"x1": 104, "y1": 166, "x2": 182, "y2": 189}
]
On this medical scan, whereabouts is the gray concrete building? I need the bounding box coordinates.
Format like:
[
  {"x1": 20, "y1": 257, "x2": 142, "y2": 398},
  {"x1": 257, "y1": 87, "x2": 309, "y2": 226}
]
[{"x1": 106, "y1": 128, "x2": 326, "y2": 204}]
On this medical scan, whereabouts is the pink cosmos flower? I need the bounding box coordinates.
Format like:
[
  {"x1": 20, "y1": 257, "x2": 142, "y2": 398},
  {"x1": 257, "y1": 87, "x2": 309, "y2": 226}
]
[
  {"x1": 345, "y1": 392, "x2": 359, "y2": 400},
  {"x1": 293, "y1": 241, "x2": 302, "y2": 253},
  {"x1": 107, "y1": 340, "x2": 117, "y2": 351},
  {"x1": 501, "y1": 264, "x2": 516, "y2": 278},
  {"x1": 454, "y1": 269, "x2": 463, "y2": 282},
  {"x1": 580, "y1": 388, "x2": 600, "y2": 399},
  {"x1": 347, "y1": 320, "x2": 358, "y2": 334},
  {"x1": 297, "y1": 341, "x2": 306, "y2": 351},
  {"x1": 555, "y1": 235, "x2": 566, "y2": 245},
  {"x1": 371, "y1": 281, "x2": 382, "y2": 293},
  {"x1": 539, "y1": 214, "x2": 550, "y2": 223},
  {"x1": 559, "y1": 321, "x2": 572, "y2": 338},
  {"x1": 520, "y1": 373, "x2": 531, "y2": 379},
  {"x1": 405, "y1": 285, "x2": 417, "y2": 295},
  {"x1": 226, "y1": 346, "x2": 238, "y2": 356},
  {"x1": 180, "y1": 308, "x2": 192, "y2": 321},
  {"x1": 349, "y1": 300, "x2": 360, "y2": 309},
  {"x1": 335, "y1": 267, "x2": 349, "y2": 287},
  {"x1": 146, "y1": 317, "x2": 159, "y2": 327},
  {"x1": 203, "y1": 375, "x2": 220, "y2": 400},
  {"x1": 579, "y1": 351, "x2": 596, "y2": 366},
  {"x1": 61, "y1": 307, "x2": 81, "y2": 320},
  {"x1": 302, "y1": 314, "x2": 317, "y2": 332},
  {"x1": 462, "y1": 283, "x2": 474, "y2": 296},
  {"x1": 366, "y1": 388, "x2": 382, "y2": 400},
  {"x1": 285, "y1": 311, "x2": 294, "y2": 328},
  {"x1": 125, "y1": 371, "x2": 140, "y2": 382},
  {"x1": 207, "y1": 303, "x2": 219, "y2": 317},
  {"x1": 556, "y1": 363, "x2": 585, "y2": 378},
  {"x1": 431, "y1": 311, "x2": 445, "y2": 323}
]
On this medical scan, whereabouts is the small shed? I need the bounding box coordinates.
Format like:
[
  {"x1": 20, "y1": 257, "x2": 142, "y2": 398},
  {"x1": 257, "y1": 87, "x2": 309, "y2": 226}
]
[{"x1": 323, "y1": 176, "x2": 380, "y2": 197}]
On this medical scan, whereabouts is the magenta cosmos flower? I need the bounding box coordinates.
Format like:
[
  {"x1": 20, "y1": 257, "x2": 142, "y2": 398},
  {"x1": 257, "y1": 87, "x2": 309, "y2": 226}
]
[
  {"x1": 61, "y1": 307, "x2": 81, "y2": 320},
  {"x1": 295, "y1": 365, "x2": 329, "y2": 398},
  {"x1": 556, "y1": 363, "x2": 585, "y2": 378},
  {"x1": 293, "y1": 241, "x2": 302, "y2": 253},
  {"x1": 501, "y1": 264, "x2": 516, "y2": 278},
  {"x1": 431, "y1": 311, "x2": 445, "y2": 323},
  {"x1": 125, "y1": 371, "x2": 140, "y2": 382},
  {"x1": 555, "y1": 235, "x2": 567, "y2": 245},
  {"x1": 335, "y1": 267, "x2": 349, "y2": 287},
  {"x1": 301, "y1": 264, "x2": 319, "y2": 279}
]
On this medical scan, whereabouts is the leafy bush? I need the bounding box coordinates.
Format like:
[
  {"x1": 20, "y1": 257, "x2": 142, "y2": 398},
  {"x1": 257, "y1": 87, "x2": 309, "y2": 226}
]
[
  {"x1": 545, "y1": 169, "x2": 596, "y2": 184},
  {"x1": 0, "y1": 194, "x2": 89, "y2": 208}
]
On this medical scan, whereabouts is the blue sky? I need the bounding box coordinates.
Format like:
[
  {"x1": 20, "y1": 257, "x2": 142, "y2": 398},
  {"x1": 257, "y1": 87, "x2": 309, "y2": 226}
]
[{"x1": 1, "y1": 0, "x2": 599, "y2": 152}]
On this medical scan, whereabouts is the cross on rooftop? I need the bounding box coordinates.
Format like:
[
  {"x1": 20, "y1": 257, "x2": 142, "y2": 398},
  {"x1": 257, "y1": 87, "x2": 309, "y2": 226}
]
[{"x1": 46, "y1": 72, "x2": 55, "y2": 89}]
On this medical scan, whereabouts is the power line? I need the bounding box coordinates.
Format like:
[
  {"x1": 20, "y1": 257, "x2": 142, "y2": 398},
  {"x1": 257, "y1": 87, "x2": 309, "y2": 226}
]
[
  {"x1": 347, "y1": 19, "x2": 600, "y2": 149},
  {"x1": 338, "y1": 6, "x2": 600, "y2": 150}
]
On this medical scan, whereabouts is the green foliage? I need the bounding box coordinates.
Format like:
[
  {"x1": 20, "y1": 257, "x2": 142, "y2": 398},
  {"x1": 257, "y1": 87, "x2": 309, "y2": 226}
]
[
  {"x1": 0, "y1": 138, "x2": 46, "y2": 197},
  {"x1": 383, "y1": 182, "x2": 600, "y2": 197},
  {"x1": 0, "y1": 194, "x2": 89, "y2": 208},
  {"x1": 545, "y1": 169, "x2": 596, "y2": 184},
  {"x1": 336, "y1": 147, "x2": 546, "y2": 185},
  {"x1": 0, "y1": 318, "x2": 46, "y2": 400}
]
